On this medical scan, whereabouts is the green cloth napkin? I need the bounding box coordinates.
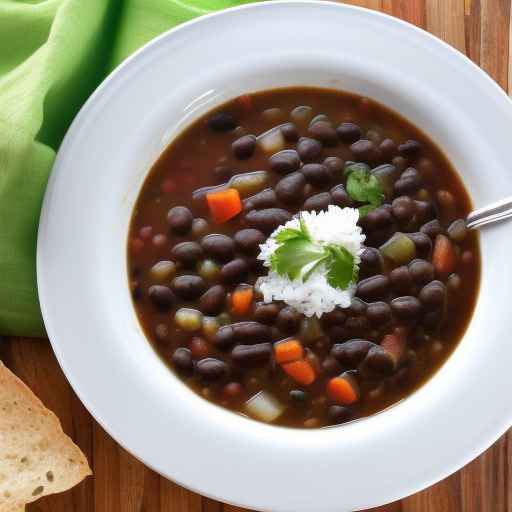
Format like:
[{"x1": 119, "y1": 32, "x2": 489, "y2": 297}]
[{"x1": 0, "y1": 0, "x2": 251, "y2": 337}]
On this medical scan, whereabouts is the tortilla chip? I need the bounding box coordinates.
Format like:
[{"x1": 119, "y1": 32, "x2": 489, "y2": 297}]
[{"x1": 0, "y1": 361, "x2": 91, "y2": 510}]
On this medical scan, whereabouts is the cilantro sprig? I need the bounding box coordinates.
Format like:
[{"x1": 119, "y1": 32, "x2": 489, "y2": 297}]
[
  {"x1": 344, "y1": 162, "x2": 384, "y2": 217},
  {"x1": 270, "y1": 218, "x2": 358, "y2": 290}
]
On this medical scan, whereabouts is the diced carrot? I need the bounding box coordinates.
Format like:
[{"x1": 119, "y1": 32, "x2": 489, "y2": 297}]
[
  {"x1": 327, "y1": 375, "x2": 359, "y2": 405},
  {"x1": 274, "y1": 339, "x2": 304, "y2": 364},
  {"x1": 432, "y1": 234, "x2": 457, "y2": 277},
  {"x1": 206, "y1": 188, "x2": 242, "y2": 223},
  {"x1": 231, "y1": 285, "x2": 253, "y2": 315},
  {"x1": 237, "y1": 94, "x2": 253, "y2": 112},
  {"x1": 380, "y1": 334, "x2": 405, "y2": 365},
  {"x1": 275, "y1": 340, "x2": 304, "y2": 364},
  {"x1": 282, "y1": 359, "x2": 316, "y2": 386}
]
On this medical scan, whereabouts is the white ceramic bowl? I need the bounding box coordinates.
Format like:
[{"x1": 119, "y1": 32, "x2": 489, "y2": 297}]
[{"x1": 37, "y1": 2, "x2": 512, "y2": 511}]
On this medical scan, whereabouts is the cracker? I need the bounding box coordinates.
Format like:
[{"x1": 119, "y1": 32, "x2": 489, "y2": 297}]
[{"x1": 0, "y1": 361, "x2": 91, "y2": 510}]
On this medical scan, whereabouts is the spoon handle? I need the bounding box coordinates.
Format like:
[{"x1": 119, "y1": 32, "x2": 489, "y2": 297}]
[{"x1": 466, "y1": 196, "x2": 512, "y2": 230}]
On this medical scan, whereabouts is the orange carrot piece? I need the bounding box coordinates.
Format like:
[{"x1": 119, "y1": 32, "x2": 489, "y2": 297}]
[
  {"x1": 206, "y1": 188, "x2": 242, "y2": 223},
  {"x1": 274, "y1": 339, "x2": 304, "y2": 364},
  {"x1": 327, "y1": 375, "x2": 359, "y2": 405},
  {"x1": 380, "y1": 334, "x2": 405, "y2": 365},
  {"x1": 237, "y1": 94, "x2": 253, "y2": 112},
  {"x1": 231, "y1": 285, "x2": 254, "y2": 315},
  {"x1": 282, "y1": 359, "x2": 315, "y2": 386},
  {"x1": 432, "y1": 234, "x2": 457, "y2": 277}
]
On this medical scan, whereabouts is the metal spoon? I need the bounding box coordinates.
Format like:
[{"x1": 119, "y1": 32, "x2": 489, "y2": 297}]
[{"x1": 466, "y1": 196, "x2": 512, "y2": 230}]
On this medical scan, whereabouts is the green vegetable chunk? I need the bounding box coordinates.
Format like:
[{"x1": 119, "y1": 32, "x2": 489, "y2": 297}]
[{"x1": 345, "y1": 164, "x2": 385, "y2": 216}]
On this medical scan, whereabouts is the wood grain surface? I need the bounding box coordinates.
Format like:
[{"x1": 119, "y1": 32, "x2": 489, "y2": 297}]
[{"x1": 3, "y1": 0, "x2": 511, "y2": 510}]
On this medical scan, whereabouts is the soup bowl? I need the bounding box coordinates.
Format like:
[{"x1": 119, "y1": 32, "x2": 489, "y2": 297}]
[{"x1": 37, "y1": 2, "x2": 512, "y2": 511}]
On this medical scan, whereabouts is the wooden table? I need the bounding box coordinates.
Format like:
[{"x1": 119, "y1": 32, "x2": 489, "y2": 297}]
[{"x1": 3, "y1": 0, "x2": 511, "y2": 510}]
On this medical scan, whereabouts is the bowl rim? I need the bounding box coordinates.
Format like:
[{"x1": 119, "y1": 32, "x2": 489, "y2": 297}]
[{"x1": 37, "y1": 2, "x2": 512, "y2": 511}]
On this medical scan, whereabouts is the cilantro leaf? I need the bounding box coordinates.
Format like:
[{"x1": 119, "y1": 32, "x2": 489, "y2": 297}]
[
  {"x1": 325, "y1": 244, "x2": 358, "y2": 290},
  {"x1": 270, "y1": 239, "x2": 326, "y2": 281},
  {"x1": 346, "y1": 170, "x2": 383, "y2": 204},
  {"x1": 274, "y1": 216, "x2": 310, "y2": 243}
]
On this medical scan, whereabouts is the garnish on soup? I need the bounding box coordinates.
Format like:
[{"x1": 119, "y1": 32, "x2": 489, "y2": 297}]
[{"x1": 257, "y1": 206, "x2": 364, "y2": 316}]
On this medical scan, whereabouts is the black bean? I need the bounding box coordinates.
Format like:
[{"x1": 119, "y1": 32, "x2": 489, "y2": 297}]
[
  {"x1": 366, "y1": 301, "x2": 392, "y2": 327},
  {"x1": 171, "y1": 241, "x2": 202, "y2": 268},
  {"x1": 303, "y1": 192, "x2": 332, "y2": 212},
  {"x1": 345, "y1": 316, "x2": 369, "y2": 335},
  {"x1": 331, "y1": 339, "x2": 375, "y2": 367},
  {"x1": 300, "y1": 163, "x2": 331, "y2": 187},
  {"x1": 245, "y1": 208, "x2": 292, "y2": 234},
  {"x1": 365, "y1": 224, "x2": 398, "y2": 249},
  {"x1": 214, "y1": 321, "x2": 271, "y2": 349},
  {"x1": 172, "y1": 275, "x2": 206, "y2": 300},
  {"x1": 290, "y1": 389, "x2": 309, "y2": 405},
  {"x1": 276, "y1": 306, "x2": 302, "y2": 334},
  {"x1": 356, "y1": 275, "x2": 390, "y2": 301},
  {"x1": 359, "y1": 247, "x2": 383, "y2": 277},
  {"x1": 423, "y1": 310, "x2": 444, "y2": 332},
  {"x1": 348, "y1": 298, "x2": 367, "y2": 316},
  {"x1": 398, "y1": 140, "x2": 421, "y2": 159},
  {"x1": 327, "y1": 325, "x2": 349, "y2": 343},
  {"x1": 419, "y1": 280, "x2": 446, "y2": 310},
  {"x1": 364, "y1": 207, "x2": 393, "y2": 231},
  {"x1": 148, "y1": 285, "x2": 176, "y2": 312},
  {"x1": 231, "y1": 343, "x2": 272, "y2": 368},
  {"x1": 308, "y1": 120, "x2": 338, "y2": 146},
  {"x1": 392, "y1": 196, "x2": 416, "y2": 223},
  {"x1": 297, "y1": 137, "x2": 323, "y2": 162},
  {"x1": 172, "y1": 348, "x2": 194, "y2": 375},
  {"x1": 322, "y1": 308, "x2": 347, "y2": 327},
  {"x1": 234, "y1": 228, "x2": 265, "y2": 255},
  {"x1": 390, "y1": 296, "x2": 422, "y2": 320},
  {"x1": 269, "y1": 149, "x2": 300, "y2": 174},
  {"x1": 337, "y1": 122, "x2": 362, "y2": 143},
  {"x1": 208, "y1": 112, "x2": 236, "y2": 132},
  {"x1": 275, "y1": 172, "x2": 306, "y2": 205},
  {"x1": 221, "y1": 258, "x2": 248, "y2": 284},
  {"x1": 200, "y1": 234, "x2": 235, "y2": 262},
  {"x1": 360, "y1": 346, "x2": 395, "y2": 377},
  {"x1": 409, "y1": 259, "x2": 435, "y2": 285},
  {"x1": 415, "y1": 200, "x2": 434, "y2": 223},
  {"x1": 394, "y1": 167, "x2": 421, "y2": 195},
  {"x1": 392, "y1": 155, "x2": 408, "y2": 172},
  {"x1": 243, "y1": 188, "x2": 278, "y2": 211},
  {"x1": 420, "y1": 219, "x2": 443, "y2": 239},
  {"x1": 328, "y1": 405, "x2": 352, "y2": 425},
  {"x1": 196, "y1": 358, "x2": 229, "y2": 381},
  {"x1": 328, "y1": 185, "x2": 351, "y2": 209},
  {"x1": 167, "y1": 206, "x2": 193, "y2": 235},
  {"x1": 350, "y1": 139, "x2": 380, "y2": 163},
  {"x1": 280, "y1": 122, "x2": 299, "y2": 142},
  {"x1": 232, "y1": 134, "x2": 256, "y2": 160},
  {"x1": 213, "y1": 165, "x2": 232, "y2": 182},
  {"x1": 199, "y1": 285, "x2": 227, "y2": 315},
  {"x1": 253, "y1": 302, "x2": 280, "y2": 324},
  {"x1": 322, "y1": 356, "x2": 342, "y2": 376},
  {"x1": 379, "y1": 138, "x2": 398, "y2": 159},
  {"x1": 407, "y1": 232, "x2": 432, "y2": 259},
  {"x1": 323, "y1": 156, "x2": 344, "y2": 179},
  {"x1": 389, "y1": 266, "x2": 413, "y2": 294}
]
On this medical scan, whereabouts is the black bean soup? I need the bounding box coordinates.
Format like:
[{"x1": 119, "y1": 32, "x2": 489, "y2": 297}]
[{"x1": 128, "y1": 87, "x2": 480, "y2": 428}]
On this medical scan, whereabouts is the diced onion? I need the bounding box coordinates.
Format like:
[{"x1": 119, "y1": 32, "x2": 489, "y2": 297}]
[
  {"x1": 244, "y1": 391, "x2": 286, "y2": 422},
  {"x1": 258, "y1": 127, "x2": 285, "y2": 155}
]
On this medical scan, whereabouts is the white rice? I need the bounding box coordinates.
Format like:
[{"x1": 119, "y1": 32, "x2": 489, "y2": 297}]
[{"x1": 256, "y1": 205, "x2": 365, "y2": 317}]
